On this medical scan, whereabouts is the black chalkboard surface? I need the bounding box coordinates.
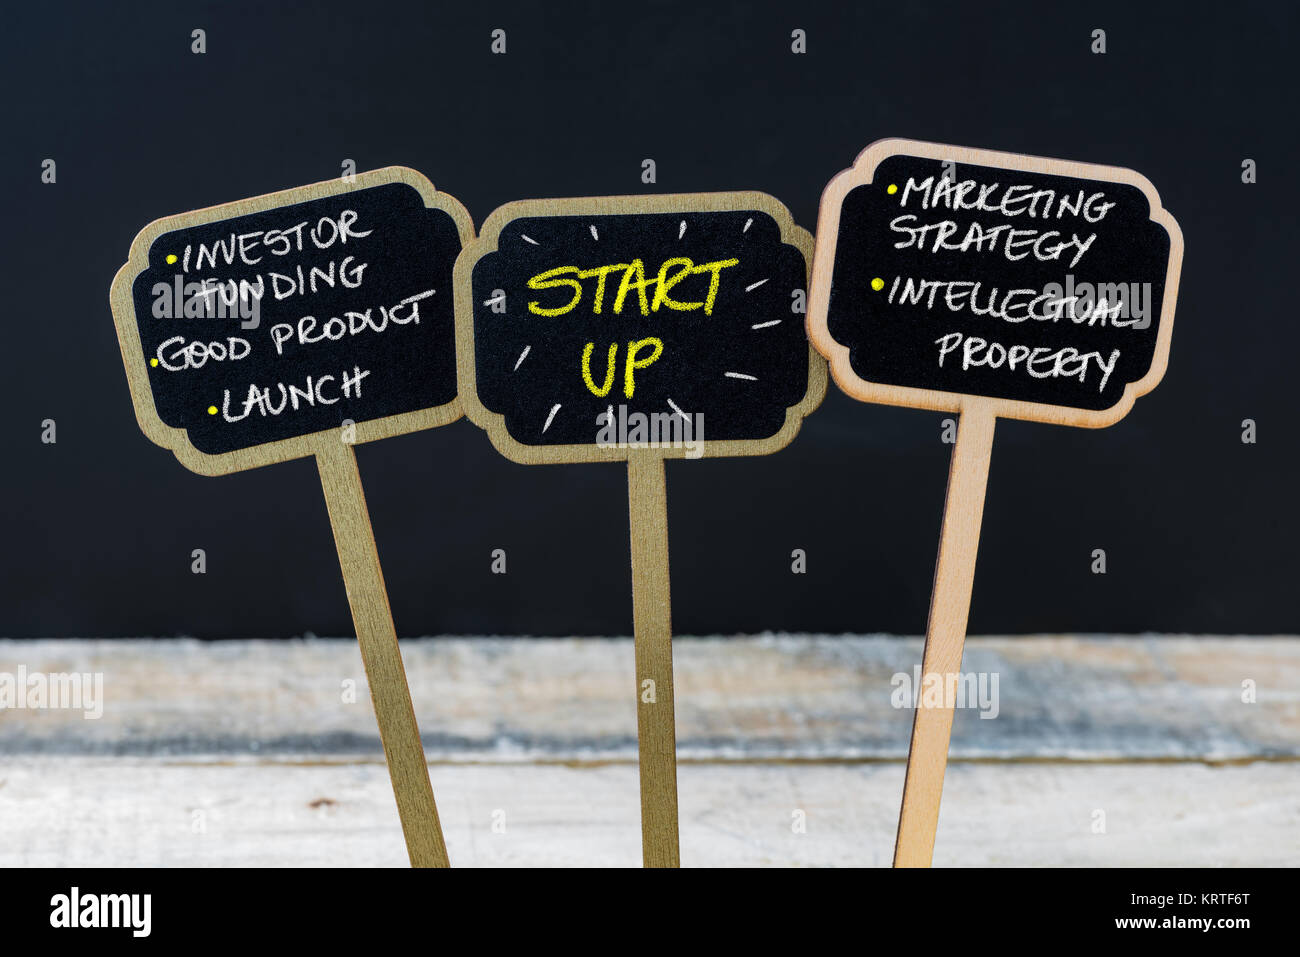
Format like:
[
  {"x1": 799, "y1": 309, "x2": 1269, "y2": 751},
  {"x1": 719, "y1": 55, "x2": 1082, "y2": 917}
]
[
  {"x1": 456, "y1": 194, "x2": 825, "y2": 462},
  {"x1": 112, "y1": 168, "x2": 472, "y2": 467},
  {"x1": 812, "y1": 140, "x2": 1182, "y2": 425}
]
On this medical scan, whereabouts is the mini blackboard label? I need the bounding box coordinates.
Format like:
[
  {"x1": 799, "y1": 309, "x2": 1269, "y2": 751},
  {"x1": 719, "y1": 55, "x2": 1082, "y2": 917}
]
[
  {"x1": 809, "y1": 139, "x2": 1183, "y2": 426},
  {"x1": 110, "y1": 168, "x2": 473, "y2": 472},
  {"x1": 455, "y1": 193, "x2": 826, "y2": 463}
]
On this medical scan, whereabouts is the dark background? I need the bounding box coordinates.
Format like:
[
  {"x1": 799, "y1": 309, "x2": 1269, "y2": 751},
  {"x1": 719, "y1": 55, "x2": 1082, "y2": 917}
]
[{"x1": 3, "y1": 0, "x2": 1293, "y2": 638}]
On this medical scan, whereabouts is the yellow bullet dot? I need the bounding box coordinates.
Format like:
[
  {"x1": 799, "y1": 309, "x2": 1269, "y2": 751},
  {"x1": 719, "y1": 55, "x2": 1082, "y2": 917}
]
[
  {"x1": 207, "y1": 405, "x2": 218, "y2": 415},
  {"x1": 871, "y1": 277, "x2": 885, "y2": 291},
  {"x1": 166, "y1": 254, "x2": 178, "y2": 264},
  {"x1": 150, "y1": 358, "x2": 159, "y2": 367},
  {"x1": 887, "y1": 184, "x2": 898, "y2": 195}
]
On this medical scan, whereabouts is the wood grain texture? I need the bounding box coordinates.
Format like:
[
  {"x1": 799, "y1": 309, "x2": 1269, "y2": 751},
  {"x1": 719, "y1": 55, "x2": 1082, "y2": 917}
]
[
  {"x1": 6, "y1": 635, "x2": 1294, "y2": 761},
  {"x1": 4, "y1": 758, "x2": 1296, "y2": 868},
  {"x1": 1, "y1": 637, "x2": 1294, "y2": 866},
  {"x1": 627, "y1": 454, "x2": 680, "y2": 867},
  {"x1": 894, "y1": 405, "x2": 996, "y2": 867},
  {"x1": 316, "y1": 443, "x2": 448, "y2": 867}
]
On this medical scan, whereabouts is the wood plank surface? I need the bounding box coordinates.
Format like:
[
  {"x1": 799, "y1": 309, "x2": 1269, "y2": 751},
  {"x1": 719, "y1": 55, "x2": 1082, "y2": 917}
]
[
  {"x1": 2, "y1": 636, "x2": 1294, "y2": 760},
  {"x1": 0, "y1": 758, "x2": 1294, "y2": 867},
  {"x1": 1, "y1": 636, "x2": 1295, "y2": 867}
]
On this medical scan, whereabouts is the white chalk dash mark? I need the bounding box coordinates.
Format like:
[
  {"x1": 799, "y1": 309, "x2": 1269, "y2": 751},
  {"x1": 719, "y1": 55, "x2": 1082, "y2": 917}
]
[
  {"x1": 604, "y1": 404, "x2": 614, "y2": 424},
  {"x1": 725, "y1": 372, "x2": 758, "y2": 381},
  {"x1": 483, "y1": 292, "x2": 505, "y2": 308},
  {"x1": 743, "y1": 217, "x2": 753, "y2": 233},
  {"x1": 400, "y1": 289, "x2": 436, "y2": 305},
  {"x1": 513, "y1": 345, "x2": 531, "y2": 371},
  {"x1": 589, "y1": 225, "x2": 599, "y2": 241},
  {"x1": 543, "y1": 403, "x2": 561, "y2": 433},
  {"x1": 521, "y1": 233, "x2": 539, "y2": 246},
  {"x1": 678, "y1": 220, "x2": 687, "y2": 239},
  {"x1": 744, "y1": 278, "x2": 769, "y2": 292},
  {"x1": 666, "y1": 398, "x2": 691, "y2": 423},
  {"x1": 751, "y1": 319, "x2": 782, "y2": 329}
]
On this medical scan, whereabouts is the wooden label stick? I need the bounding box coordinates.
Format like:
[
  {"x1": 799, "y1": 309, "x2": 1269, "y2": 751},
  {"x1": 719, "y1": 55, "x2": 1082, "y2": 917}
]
[
  {"x1": 316, "y1": 442, "x2": 448, "y2": 867},
  {"x1": 109, "y1": 168, "x2": 474, "y2": 866},
  {"x1": 455, "y1": 193, "x2": 825, "y2": 866},
  {"x1": 893, "y1": 404, "x2": 995, "y2": 867},
  {"x1": 627, "y1": 453, "x2": 680, "y2": 868},
  {"x1": 808, "y1": 138, "x2": 1183, "y2": 866}
]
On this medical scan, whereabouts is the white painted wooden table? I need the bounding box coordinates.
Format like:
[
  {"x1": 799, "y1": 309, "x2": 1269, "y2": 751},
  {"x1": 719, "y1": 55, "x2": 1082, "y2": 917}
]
[{"x1": 1, "y1": 636, "x2": 1296, "y2": 866}]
